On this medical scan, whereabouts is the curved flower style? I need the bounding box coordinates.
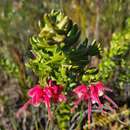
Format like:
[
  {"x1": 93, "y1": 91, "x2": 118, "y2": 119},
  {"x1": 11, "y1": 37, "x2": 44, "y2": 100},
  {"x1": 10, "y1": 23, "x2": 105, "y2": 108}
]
[
  {"x1": 71, "y1": 81, "x2": 118, "y2": 128},
  {"x1": 95, "y1": 81, "x2": 118, "y2": 109},
  {"x1": 71, "y1": 85, "x2": 89, "y2": 112},
  {"x1": 16, "y1": 85, "x2": 44, "y2": 118},
  {"x1": 16, "y1": 80, "x2": 66, "y2": 120}
]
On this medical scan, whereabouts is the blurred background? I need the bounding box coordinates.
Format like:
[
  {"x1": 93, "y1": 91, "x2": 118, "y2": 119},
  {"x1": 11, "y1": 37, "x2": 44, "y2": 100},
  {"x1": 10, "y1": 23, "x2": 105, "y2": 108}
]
[{"x1": 0, "y1": 0, "x2": 130, "y2": 130}]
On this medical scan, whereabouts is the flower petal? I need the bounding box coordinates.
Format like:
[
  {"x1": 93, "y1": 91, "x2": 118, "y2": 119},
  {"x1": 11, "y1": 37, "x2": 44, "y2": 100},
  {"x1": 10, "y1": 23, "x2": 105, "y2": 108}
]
[
  {"x1": 58, "y1": 94, "x2": 66, "y2": 102},
  {"x1": 73, "y1": 85, "x2": 88, "y2": 98},
  {"x1": 28, "y1": 85, "x2": 43, "y2": 97},
  {"x1": 90, "y1": 85, "x2": 102, "y2": 107},
  {"x1": 31, "y1": 95, "x2": 41, "y2": 107}
]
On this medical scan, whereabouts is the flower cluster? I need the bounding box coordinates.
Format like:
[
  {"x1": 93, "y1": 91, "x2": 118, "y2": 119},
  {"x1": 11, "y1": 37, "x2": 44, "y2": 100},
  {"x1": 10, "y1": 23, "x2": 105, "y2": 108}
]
[
  {"x1": 16, "y1": 80, "x2": 117, "y2": 128},
  {"x1": 71, "y1": 81, "x2": 118, "y2": 127},
  {"x1": 16, "y1": 79, "x2": 66, "y2": 120}
]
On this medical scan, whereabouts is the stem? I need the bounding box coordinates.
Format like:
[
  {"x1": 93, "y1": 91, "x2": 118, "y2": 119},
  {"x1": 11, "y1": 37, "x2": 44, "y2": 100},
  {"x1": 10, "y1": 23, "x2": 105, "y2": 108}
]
[{"x1": 87, "y1": 99, "x2": 91, "y2": 130}]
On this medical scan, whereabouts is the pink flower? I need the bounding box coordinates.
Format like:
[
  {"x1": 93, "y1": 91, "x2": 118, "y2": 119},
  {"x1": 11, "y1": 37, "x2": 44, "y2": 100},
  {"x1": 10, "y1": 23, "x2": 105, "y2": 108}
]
[
  {"x1": 89, "y1": 84, "x2": 103, "y2": 114},
  {"x1": 71, "y1": 81, "x2": 118, "y2": 128},
  {"x1": 16, "y1": 80, "x2": 66, "y2": 120},
  {"x1": 94, "y1": 81, "x2": 112, "y2": 96},
  {"x1": 16, "y1": 85, "x2": 43, "y2": 118},
  {"x1": 44, "y1": 79, "x2": 67, "y2": 119},
  {"x1": 28, "y1": 85, "x2": 44, "y2": 106},
  {"x1": 94, "y1": 81, "x2": 118, "y2": 109},
  {"x1": 71, "y1": 84, "x2": 91, "y2": 128},
  {"x1": 47, "y1": 80, "x2": 66, "y2": 103},
  {"x1": 46, "y1": 79, "x2": 67, "y2": 103},
  {"x1": 73, "y1": 85, "x2": 89, "y2": 99},
  {"x1": 71, "y1": 85, "x2": 89, "y2": 112}
]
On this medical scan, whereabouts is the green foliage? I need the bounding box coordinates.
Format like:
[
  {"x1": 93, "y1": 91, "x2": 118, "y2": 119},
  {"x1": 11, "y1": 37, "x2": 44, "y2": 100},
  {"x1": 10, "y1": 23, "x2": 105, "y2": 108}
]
[
  {"x1": 26, "y1": 10, "x2": 101, "y2": 130},
  {"x1": 98, "y1": 18, "x2": 130, "y2": 90},
  {"x1": 82, "y1": 18, "x2": 130, "y2": 85},
  {"x1": 0, "y1": 56, "x2": 18, "y2": 77},
  {"x1": 0, "y1": 0, "x2": 44, "y2": 78},
  {"x1": 27, "y1": 10, "x2": 101, "y2": 87},
  {"x1": 56, "y1": 103, "x2": 71, "y2": 130}
]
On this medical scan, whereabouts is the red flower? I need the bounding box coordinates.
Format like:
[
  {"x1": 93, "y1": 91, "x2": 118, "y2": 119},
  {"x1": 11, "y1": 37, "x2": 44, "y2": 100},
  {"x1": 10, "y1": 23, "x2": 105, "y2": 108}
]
[
  {"x1": 94, "y1": 81, "x2": 118, "y2": 109},
  {"x1": 44, "y1": 79, "x2": 67, "y2": 119},
  {"x1": 16, "y1": 80, "x2": 66, "y2": 120},
  {"x1": 16, "y1": 85, "x2": 43, "y2": 118},
  {"x1": 47, "y1": 80, "x2": 66, "y2": 103},
  {"x1": 72, "y1": 81, "x2": 118, "y2": 128},
  {"x1": 71, "y1": 84, "x2": 91, "y2": 128},
  {"x1": 71, "y1": 85, "x2": 89, "y2": 112},
  {"x1": 28, "y1": 85, "x2": 44, "y2": 106}
]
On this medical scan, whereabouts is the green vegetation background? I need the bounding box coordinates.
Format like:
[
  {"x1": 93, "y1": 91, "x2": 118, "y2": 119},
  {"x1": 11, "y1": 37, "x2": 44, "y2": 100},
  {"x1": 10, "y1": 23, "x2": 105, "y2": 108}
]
[{"x1": 0, "y1": 0, "x2": 130, "y2": 130}]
